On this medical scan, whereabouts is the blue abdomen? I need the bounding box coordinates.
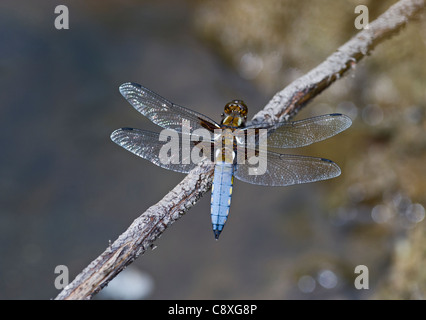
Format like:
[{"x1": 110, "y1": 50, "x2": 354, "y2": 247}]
[{"x1": 211, "y1": 162, "x2": 234, "y2": 239}]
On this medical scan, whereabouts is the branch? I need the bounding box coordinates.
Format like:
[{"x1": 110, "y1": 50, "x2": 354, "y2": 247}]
[
  {"x1": 55, "y1": 0, "x2": 425, "y2": 300},
  {"x1": 55, "y1": 160, "x2": 214, "y2": 300},
  {"x1": 251, "y1": 0, "x2": 425, "y2": 125}
]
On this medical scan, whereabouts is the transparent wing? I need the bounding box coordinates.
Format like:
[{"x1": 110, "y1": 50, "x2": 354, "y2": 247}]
[
  {"x1": 234, "y1": 151, "x2": 341, "y2": 186},
  {"x1": 119, "y1": 82, "x2": 221, "y2": 132},
  {"x1": 240, "y1": 113, "x2": 352, "y2": 149},
  {"x1": 111, "y1": 128, "x2": 213, "y2": 173}
]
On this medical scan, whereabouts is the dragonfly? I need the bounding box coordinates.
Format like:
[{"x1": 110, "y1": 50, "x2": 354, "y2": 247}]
[{"x1": 111, "y1": 82, "x2": 352, "y2": 239}]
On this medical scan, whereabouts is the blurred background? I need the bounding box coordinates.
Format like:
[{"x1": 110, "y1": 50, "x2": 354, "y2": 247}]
[{"x1": 0, "y1": 0, "x2": 425, "y2": 299}]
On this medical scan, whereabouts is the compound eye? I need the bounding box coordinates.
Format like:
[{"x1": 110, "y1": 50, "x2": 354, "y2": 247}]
[{"x1": 238, "y1": 101, "x2": 248, "y2": 115}]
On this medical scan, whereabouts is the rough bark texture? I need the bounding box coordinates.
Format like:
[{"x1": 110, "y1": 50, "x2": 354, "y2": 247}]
[
  {"x1": 55, "y1": 0, "x2": 425, "y2": 300},
  {"x1": 55, "y1": 161, "x2": 214, "y2": 299},
  {"x1": 251, "y1": 0, "x2": 425, "y2": 125}
]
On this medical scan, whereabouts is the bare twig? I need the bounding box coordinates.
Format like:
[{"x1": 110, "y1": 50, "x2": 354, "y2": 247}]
[
  {"x1": 251, "y1": 0, "x2": 425, "y2": 125},
  {"x1": 55, "y1": 0, "x2": 425, "y2": 300},
  {"x1": 55, "y1": 160, "x2": 214, "y2": 300}
]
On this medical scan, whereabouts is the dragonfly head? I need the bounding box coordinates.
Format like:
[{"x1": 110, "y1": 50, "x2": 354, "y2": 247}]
[{"x1": 221, "y1": 100, "x2": 248, "y2": 127}]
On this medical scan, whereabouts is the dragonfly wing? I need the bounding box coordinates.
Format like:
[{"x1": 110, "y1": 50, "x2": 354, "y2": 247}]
[
  {"x1": 111, "y1": 128, "x2": 213, "y2": 173},
  {"x1": 119, "y1": 82, "x2": 220, "y2": 132},
  {"x1": 234, "y1": 151, "x2": 341, "y2": 186},
  {"x1": 241, "y1": 113, "x2": 352, "y2": 149}
]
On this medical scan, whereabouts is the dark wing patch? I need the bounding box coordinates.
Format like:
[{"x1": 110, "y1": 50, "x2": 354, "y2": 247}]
[{"x1": 119, "y1": 82, "x2": 221, "y2": 133}]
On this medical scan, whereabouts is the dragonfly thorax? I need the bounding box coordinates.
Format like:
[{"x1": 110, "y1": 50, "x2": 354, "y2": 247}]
[{"x1": 214, "y1": 128, "x2": 236, "y2": 164}]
